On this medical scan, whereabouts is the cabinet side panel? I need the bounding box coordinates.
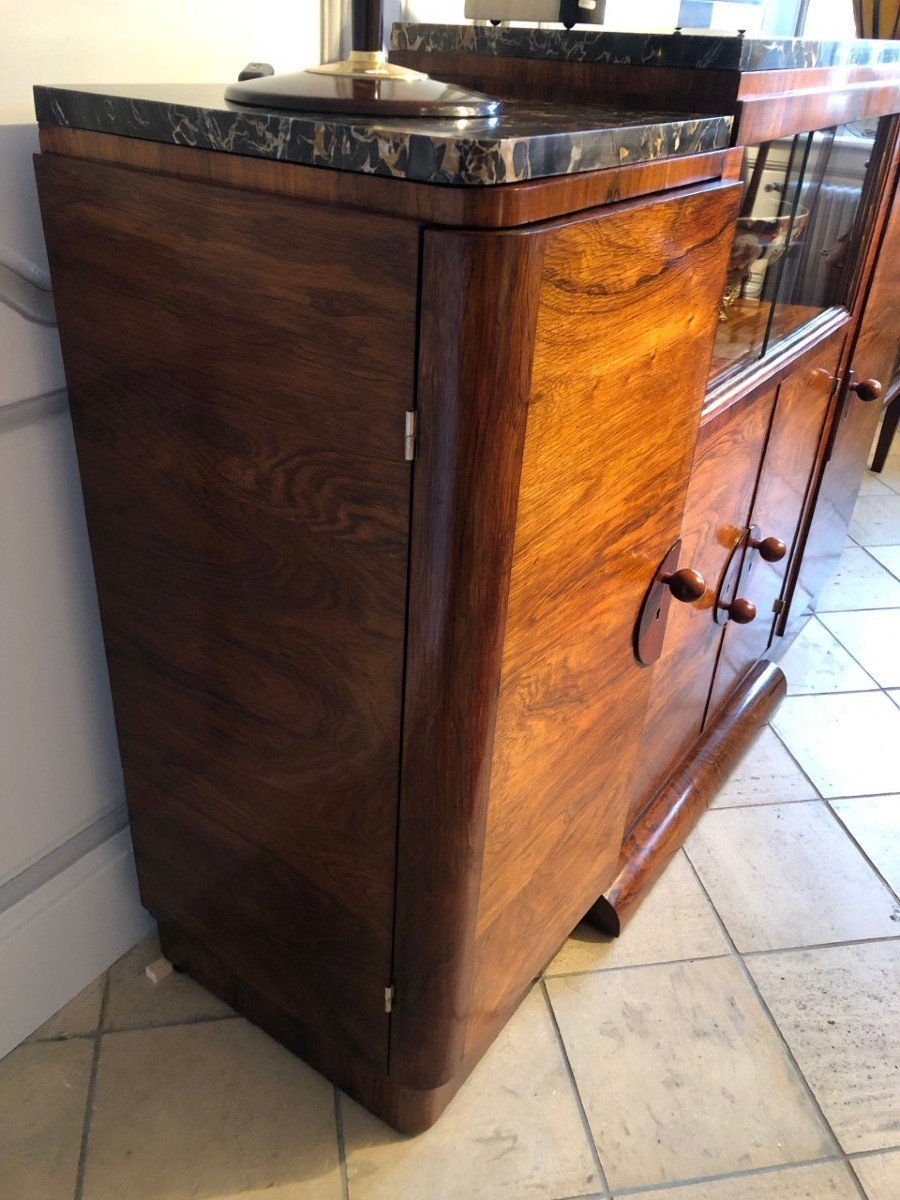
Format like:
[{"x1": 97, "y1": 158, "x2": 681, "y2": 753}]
[
  {"x1": 34, "y1": 154, "x2": 419, "y2": 1069},
  {"x1": 469, "y1": 182, "x2": 742, "y2": 1052}
]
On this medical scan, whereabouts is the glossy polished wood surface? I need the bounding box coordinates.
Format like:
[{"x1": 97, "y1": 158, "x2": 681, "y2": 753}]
[
  {"x1": 710, "y1": 336, "x2": 842, "y2": 714},
  {"x1": 391, "y1": 226, "x2": 545, "y2": 1090},
  {"x1": 34, "y1": 153, "x2": 419, "y2": 1069},
  {"x1": 466, "y1": 181, "x2": 742, "y2": 1058},
  {"x1": 38, "y1": 125, "x2": 742, "y2": 230},
  {"x1": 589, "y1": 660, "x2": 787, "y2": 935},
  {"x1": 624, "y1": 384, "x2": 777, "y2": 830}
]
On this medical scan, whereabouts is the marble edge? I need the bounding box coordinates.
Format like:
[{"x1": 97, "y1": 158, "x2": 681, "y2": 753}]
[
  {"x1": 32, "y1": 85, "x2": 732, "y2": 188},
  {"x1": 391, "y1": 22, "x2": 900, "y2": 72}
]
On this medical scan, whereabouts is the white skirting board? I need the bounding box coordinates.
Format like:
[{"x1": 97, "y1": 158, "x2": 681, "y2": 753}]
[{"x1": 0, "y1": 827, "x2": 155, "y2": 1057}]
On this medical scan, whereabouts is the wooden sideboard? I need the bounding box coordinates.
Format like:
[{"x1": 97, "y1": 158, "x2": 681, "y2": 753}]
[{"x1": 34, "y1": 49, "x2": 900, "y2": 1132}]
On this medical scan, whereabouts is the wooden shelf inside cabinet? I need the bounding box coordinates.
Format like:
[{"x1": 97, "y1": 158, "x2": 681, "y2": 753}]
[{"x1": 709, "y1": 299, "x2": 823, "y2": 384}]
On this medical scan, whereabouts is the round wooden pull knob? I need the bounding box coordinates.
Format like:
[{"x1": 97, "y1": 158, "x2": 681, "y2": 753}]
[
  {"x1": 663, "y1": 567, "x2": 706, "y2": 603},
  {"x1": 849, "y1": 378, "x2": 883, "y2": 402},
  {"x1": 720, "y1": 597, "x2": 757, "y2": 624},
  {"x1": 750, "y1": 535, "x2": 787, "y2": 563}
]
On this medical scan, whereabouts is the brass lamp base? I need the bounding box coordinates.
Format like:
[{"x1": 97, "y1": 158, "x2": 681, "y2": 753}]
[{"x1": 225, "y1": 51, "x2": 501, "y2": 118}]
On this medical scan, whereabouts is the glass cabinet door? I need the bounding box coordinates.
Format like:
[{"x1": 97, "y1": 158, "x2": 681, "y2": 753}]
[{"x1": 709, "y1": 118, "x2": 880, "y2": 385}]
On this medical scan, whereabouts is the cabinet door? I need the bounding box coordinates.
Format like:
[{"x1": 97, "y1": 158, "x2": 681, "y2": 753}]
[
  {"x1": 795, "y1": 178, "x2": 900, "y2": 621},
  {"x1": 709, "y1": 338, "x2": 840, "y2": 715},
  {"x1": 624, "y1": 386, "x2": 776, "y2": 825}
]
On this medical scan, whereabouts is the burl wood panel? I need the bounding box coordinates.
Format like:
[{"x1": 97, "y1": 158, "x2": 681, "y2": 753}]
[
  {"x1": 799, "y1": 174, "x2": 900, "y2": 617},
  {"x1": 710, "y1": 335, "x2": 843, "y2": 714},
  {"x1": 623, "y1": 383, "x2": 778, "y2": 831},
  {"x1": 465, "y1": 181, "x2": 742, "y2": 1057},
  {"x1": 34, "y1": 154, "x2": 419, "y2": 1069},
  {"x1": 589, "y1": 660, "x2": 786, "y2": 935}
]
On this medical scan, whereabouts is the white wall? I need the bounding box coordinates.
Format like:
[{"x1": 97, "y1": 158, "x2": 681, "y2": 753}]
[{"x1": 0, "y1": 0, "x2": 320, "y2": 1055}]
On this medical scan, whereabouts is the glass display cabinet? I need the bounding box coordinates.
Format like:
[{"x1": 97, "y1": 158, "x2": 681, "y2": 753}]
[{"x1": 709, "y1": 118, "x2": 884, "y2": 384}]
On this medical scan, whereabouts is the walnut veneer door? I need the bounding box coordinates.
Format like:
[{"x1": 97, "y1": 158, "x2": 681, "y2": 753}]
[
  {"x1": 391, "y1": 181, "x2": 741, "y2": 1089},
  {"x1": 709, "y1": 337, "x2": 842, "y2": 714},
  {"x1": 34, "y1": 154, "x2": 418, "y2": 1069},
  {"x1": 623, "y1": 384, "x2": 778, "y2": 827},
  {"x1": 797, "y1": 178, "x2": 900, "y2": 620}
]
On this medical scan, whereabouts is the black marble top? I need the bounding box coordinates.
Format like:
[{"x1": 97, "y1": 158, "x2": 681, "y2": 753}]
[
  {"x1": 33, "y1": 82, "x2": 731, "y2": 188},
  {"x1": 392, "y1": 22, "x2": 900, "y2": 72}
]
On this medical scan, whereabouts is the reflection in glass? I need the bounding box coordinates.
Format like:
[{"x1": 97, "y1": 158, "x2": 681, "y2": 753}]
[{"x1": 709, "y1": 119, "x2": 878, "y2": 385}]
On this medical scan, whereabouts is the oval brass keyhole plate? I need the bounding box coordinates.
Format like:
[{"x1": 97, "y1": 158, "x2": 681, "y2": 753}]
[{"x1": 634, "y1": 539, "x2": 682, "y2": 667}]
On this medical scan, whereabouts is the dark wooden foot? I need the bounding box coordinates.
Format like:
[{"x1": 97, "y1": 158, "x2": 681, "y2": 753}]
[
  {"x1": 586, "y1": 659, "x2": 787, "y2": 936},
  {"x1": 870, "y1": 390, "x2": 900, "y2": 472}
]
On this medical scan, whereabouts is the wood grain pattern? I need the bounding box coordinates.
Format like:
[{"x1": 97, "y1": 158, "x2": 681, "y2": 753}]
[
  {"x1": 464, "y1": 181, "x2": 742, "y2": 1058},
  {"x1": 709, "y1": 335, "x2": 843, "y2": 714},
  {"x1": 588, "y1": 660, "x2": 786, "y2": 935},
  {"x1": 390, "y1": 226, "x2": 546, "y2": 1090},
  {"x1": 623, "y1": 383, "x2": 778, "y2": 831},
  {"x1": 734, "y1": 80, "x2": 900, "y2": 148},
  {"x1": 38, "y1": 125, "x2": 742, "y2": 231},
  {"x1": 34, "y1": 153, "x2": 419, "y2": 1069}
]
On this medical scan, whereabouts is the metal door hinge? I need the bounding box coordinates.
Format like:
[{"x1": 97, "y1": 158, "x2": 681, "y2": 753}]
[
  {"x1": 384, "y1": 984, "x2": 395, "y2": 1013},
  {"x1": 772, "y1": 597, "x2": 786, "y2": 615},
  {"x1": 404, "y1": 411, "x2": 417, "y2": 462}
]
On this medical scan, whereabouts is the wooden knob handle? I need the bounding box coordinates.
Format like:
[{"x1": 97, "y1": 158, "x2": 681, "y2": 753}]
[
  {"x1": 719, "y1": 597, "x2": 757, "y2": 624},
  {"x1": 750, "y1": 535, "x2": 787, "y2": 563},
  {"x1": 849, "y1": 377, "x2": 883, "y2": 403},
  {"x1": 663, "y1": 567, "x2": 706, "y2": 603}
]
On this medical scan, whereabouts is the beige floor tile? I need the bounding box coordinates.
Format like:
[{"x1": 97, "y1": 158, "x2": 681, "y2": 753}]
[
  {"x1": 546, "y1": 956, "x2": 833, "y2": 1191},
  {"x1": 104, "y1": 929, "x2": 232, "y2": 1030},
  {"x1": 686, "y1": 803, "x2": 900, "y2": 952},
  {"x1": 771, "y1": 692, "x2": 900, "y2": 798},
  {"x1": 819, "y1": 610, "x2": 900, "y2": 689},
  {"x1": 615, "y1": 1160, "x2": 860, "y2": 1199},
  {"x1": 850, "y1": 496, "x2": 900, "y2": 546},
  {"x1": 545, "y1": 851, "x2": 728, "y2": 975},
  {"x1": 749, "y1": 941, "x2": 900, "y2": 1154},
  {"x1": 0, "y1": 1038, "x2": 93, "y2": 1200},
  {"x1": 780, "y1": 618, "x2": 877, "y2": 695},
  {"x1": 343, "y1": 987, "x2": 598, "y2": 1200},
  {"x1": 710, "y1": 726, "x2": 819, "y2": 808},
  {"x1": 870, "y1": 547, "x2": 900, "y2": 579},
  {"x1": 82, "y1": 1019, "x2": 341, "y2": 1200},
  {"x1": 860, "y1": 474, "x2": 896, "y2": 497},
  {"x1": 831, "y1": 795, "x2": 900, "y2": 895},
  {"x1": 875, "y1": 452, "x2": 900, "y2": 494},
  {"x1": 28, "y1": 974, "x2": 105, "y2": 1040},
  {"x1": 852, "y1": 1149, "x2": 900, "y2": 1200},
  {"x1": 817, "y1": 547, "x2": 900, "y2": 612}
]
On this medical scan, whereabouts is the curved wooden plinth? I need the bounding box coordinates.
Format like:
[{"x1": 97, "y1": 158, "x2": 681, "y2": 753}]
[{"x1": 587, "y1": 659, "x2": 787, "y2": 937}]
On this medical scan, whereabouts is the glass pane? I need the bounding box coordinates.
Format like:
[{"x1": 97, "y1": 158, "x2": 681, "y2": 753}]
[{"x1": 709, "y1": 118, "x2": 876, "y2": 386}]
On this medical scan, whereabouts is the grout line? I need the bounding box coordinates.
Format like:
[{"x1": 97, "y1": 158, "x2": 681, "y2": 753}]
[
  {"x1": 539, "y1": 980, "x2": 611, "y2": 1198},
  {"x1": 741, "y1": 933, "x2": 900, "y2": 958},
  {"x1": 824, "y1": 802, "x2": 900, "y2": 906},
  {"x1": 544, "y1": 953, "x2": 731, "y2": 982},
  {"x1": 765, "y1": 721, "x2": 825, "y2": 799},
  {"x1": 609, "y1": 1153, "x2": 848, "y2": 1197},
  {"x1": 28, "y1": 1010, "x2": 241, "y2": 1045},
  {"x1": 73, "y1": 971, "x2": 110, "y2": 1200},
  {"x1": 848, "y1": 1142, "x2": 900, "y2": 1159},
  {"x1": 680, "y1": 854, "x2": 856, "y2": 1175},
  {"x1": 333, "y1": 1087, "x2": 351, "y2": 1200}
]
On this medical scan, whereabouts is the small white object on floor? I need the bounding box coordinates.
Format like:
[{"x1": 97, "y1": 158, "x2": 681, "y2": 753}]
[{"x1": 145, "y1": 957, "x2": 174, "y2": 985}]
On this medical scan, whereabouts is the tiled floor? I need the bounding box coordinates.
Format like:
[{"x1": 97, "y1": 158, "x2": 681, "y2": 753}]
[{"x1": 3, "y1": 450, "x2": 900, "y2": 1200}]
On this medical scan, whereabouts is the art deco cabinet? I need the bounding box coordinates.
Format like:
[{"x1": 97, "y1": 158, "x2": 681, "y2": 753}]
[{"x1": 33, "y1": 26, "x2": 900, "y2": 1131}]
